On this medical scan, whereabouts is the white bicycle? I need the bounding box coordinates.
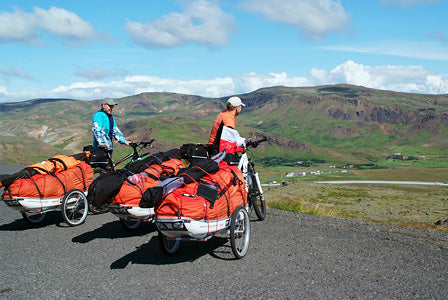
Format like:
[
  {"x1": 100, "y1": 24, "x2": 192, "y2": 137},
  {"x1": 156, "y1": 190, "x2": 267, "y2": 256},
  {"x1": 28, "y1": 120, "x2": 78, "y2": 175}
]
[{"x1": 238, "y1": 137, "x2": 267, "y2": 221}]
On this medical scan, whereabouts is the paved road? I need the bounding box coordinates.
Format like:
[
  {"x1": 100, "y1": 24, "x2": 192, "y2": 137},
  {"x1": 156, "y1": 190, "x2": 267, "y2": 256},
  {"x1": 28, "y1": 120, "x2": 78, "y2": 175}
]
[
  {"x1": 1, "y1": 163, "x2": 447, "y2": 299},
  {"x1": 319, "y1": 180, "x2": 448, "y2": 186}
]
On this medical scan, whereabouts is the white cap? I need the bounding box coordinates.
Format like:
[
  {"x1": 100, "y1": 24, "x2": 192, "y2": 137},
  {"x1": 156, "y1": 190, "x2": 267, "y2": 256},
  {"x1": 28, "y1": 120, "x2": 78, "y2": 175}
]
[
  {"x1": 102, "y1": 98, "x2": 117, "y2": 105},
  {"x1": 227, "y1": 96, "x2": 245, "y2": 107}
]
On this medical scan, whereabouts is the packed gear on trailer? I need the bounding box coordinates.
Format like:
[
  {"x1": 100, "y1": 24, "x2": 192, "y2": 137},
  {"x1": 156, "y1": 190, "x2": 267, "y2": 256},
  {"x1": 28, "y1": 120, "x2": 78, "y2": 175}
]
[
  {"x1": 139, "y1": 151, "x2": 226, "y2": 208},
  {"x1": 154, "y1": 161, "x2": 247, "y2": 221},
  {"x1": 111, "y1": 157, "x2": 185, "y2": 206},
  {"x1": 87, "y1": 148, "x2": 182, "y2": 209},
  {"x1": 154, "y1": 156, "x2": 250, "y2": 259},
  {"x1": 1, "y1": 152, "x2": 94, "y2": 226},
  {"x1": 1, "y1": 154, "x2": 93, "y2": 199}
]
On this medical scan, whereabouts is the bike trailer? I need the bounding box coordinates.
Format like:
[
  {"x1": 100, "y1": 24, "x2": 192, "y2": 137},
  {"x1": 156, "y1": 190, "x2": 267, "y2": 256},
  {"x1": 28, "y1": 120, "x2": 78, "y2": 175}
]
[
  {"x1": 3, "y1": 156, "x2": 93, "y2": 200},
  {"x1": 107, "y1": 158, "x2": 185, "y2": 230},
  {"x1": 155, "y1": 163, "x2": 247, "y2": 239},
  {"x1": 1, "y1": 154, "x2": 93, "y2": 226}
]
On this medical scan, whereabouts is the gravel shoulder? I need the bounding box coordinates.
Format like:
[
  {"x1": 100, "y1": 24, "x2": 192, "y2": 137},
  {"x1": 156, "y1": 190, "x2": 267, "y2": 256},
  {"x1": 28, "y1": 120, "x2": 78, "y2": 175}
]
[{"x1": 0, "y1": 162, "x2": 447, "y2": 299}]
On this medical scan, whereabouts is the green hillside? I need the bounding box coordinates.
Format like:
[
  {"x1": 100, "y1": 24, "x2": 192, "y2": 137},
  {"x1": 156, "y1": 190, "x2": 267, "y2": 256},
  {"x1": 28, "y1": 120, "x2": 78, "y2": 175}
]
[{"x1": 1, "y1": 85, "x2": 448, "y2": 168}]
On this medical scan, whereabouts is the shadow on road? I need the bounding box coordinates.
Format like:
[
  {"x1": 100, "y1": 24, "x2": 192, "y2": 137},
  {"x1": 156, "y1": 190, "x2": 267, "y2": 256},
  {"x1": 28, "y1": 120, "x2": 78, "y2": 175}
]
[
  {"x1": 0, "y1": 211, "x2": 64, "y2": 231},
  {"x1": 72, "y1": 220, "x2": 157, "y2": 243},
  {"x1": 110, "y1": 235, "x2": 235, "y2": 268}
]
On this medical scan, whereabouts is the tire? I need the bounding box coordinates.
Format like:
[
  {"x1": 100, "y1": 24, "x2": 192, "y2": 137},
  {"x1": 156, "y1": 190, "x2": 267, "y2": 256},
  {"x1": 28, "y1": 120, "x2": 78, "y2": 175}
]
[
  {"x1": 61, "y1": 189, "x2": 88, "y2": 226},
  {"x1": 249, "y1": 174, "x2": 266, "y2": 221},
  {"x1": 158, "y1": 230, "x2": 180, "y2": 255},
  {"x1": 230, "y1": 206, "x2": 250, "y2": 259},
  {"x1": 88, "y1": 203, "x2": 110, "y2": 215},
  {"x1": 22, "y1": 212, "x2": 47, "y2": 224},
  {"x1": 120, "y1": 218, "x2": 143, "y2": 231}
]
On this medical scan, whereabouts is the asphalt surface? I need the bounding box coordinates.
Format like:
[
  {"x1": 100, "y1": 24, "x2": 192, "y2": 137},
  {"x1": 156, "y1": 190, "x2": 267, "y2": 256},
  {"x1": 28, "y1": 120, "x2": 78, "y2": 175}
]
[
  {"x1": 319, "y1": 180, "x2": 448, "y2": 186},
  {"x1": 1, "y1": 162, "x2": 447, "y2": 299}
]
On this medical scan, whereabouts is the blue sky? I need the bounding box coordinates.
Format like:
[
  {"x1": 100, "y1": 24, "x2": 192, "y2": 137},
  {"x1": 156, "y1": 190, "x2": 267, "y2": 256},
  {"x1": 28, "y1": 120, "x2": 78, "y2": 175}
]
[{"x1": 0, "y1": 0, "x2": 447, "y2": 102}]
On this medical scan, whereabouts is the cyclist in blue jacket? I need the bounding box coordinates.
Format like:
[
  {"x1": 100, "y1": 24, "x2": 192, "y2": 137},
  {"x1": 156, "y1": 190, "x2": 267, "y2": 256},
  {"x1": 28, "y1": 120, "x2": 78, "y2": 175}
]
[{"x1": 92, "y1": 98, "x2": 130, "y2": 152}]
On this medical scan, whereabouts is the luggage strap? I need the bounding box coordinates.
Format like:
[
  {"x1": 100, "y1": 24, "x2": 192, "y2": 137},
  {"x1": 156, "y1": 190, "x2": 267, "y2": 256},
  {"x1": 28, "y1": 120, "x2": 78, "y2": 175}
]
[
  {"x1": 50, "y1": 173, "x2": 66, "y2": 194},
  {"x1": 156, "y1": 202, "x2": 182, "y2": 219},
  {"x1": 217, "y1": 170, "x2": 238, "y2": 199},
  {"x1": 25, "y1": 170, "x2": 44, "y2": 199},
  {"x1": 76, "y1": 165, "x2": 86, "y2": 191},
  {"x1": 48, "y1": 157, "x2": 68, "y2": 171},
  {"x1": 29, "y1": 166, "x2": 52, "y2": 175}
]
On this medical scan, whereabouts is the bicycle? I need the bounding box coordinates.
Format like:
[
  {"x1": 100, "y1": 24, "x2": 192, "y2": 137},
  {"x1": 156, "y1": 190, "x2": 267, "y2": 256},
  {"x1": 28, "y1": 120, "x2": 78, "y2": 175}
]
[
  {"x1": 238, "y1": 137, "x2": 267, "y2": 221},
  {"x1": 92, "y1": 139, "x2": 154, "y2": 174}
]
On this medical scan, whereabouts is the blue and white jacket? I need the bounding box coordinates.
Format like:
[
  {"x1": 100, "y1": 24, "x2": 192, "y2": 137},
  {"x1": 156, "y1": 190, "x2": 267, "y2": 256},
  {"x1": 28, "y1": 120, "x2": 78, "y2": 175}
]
[{"x1": 92, "y1": 110, "x2": 126, "y2": 150}]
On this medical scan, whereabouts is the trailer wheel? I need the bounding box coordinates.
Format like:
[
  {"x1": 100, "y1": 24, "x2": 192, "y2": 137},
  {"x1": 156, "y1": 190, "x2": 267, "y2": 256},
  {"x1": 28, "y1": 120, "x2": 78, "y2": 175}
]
[
  {"x1": 230, "y1": 206, "x2": 250, "y2": 259},
  {"x1": 120, "y1": 218, "x2": 143, "y2": 231},
  {"x1": 22, "y1": 212, "x2": 46, "y2": 224},
  {"x1": 61, "y1": 189, "x2": 88, "y2": 226},
  {"x1": 158, "y1": 230, "x2": 180, "y2": 255}
]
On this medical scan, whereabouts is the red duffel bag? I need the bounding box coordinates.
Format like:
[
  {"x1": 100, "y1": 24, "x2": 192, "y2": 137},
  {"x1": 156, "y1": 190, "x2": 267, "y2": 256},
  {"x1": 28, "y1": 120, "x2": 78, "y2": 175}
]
[
  {"x1": 4, "y1": 160, "x2": 93, "y2": 199},
  {"x1": 111, "y1": 158, "x2": 185, "y2": 206}
]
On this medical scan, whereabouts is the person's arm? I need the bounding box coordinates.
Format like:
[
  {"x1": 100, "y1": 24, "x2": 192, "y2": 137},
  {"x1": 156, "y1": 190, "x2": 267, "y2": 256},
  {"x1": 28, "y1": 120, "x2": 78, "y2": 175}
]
[{"x1": 111, "y1": 119, "x2": 129, "y2": 145}]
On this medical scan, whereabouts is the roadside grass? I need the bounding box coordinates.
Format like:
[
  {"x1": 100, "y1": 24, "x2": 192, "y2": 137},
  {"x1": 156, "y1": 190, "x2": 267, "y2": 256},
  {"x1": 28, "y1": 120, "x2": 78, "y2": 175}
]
[
  {"x1": 263, "y1": 166, "x2": 448, "y2": 232},
  {"x1": 268, "y1": 195, "x2": 337, "y2": 217}
]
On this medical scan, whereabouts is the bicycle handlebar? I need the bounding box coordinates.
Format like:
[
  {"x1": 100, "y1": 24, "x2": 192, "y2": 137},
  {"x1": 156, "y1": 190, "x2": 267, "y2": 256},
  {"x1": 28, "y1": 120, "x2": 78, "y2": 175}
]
[
  {"x1": 246, "y1": 137, "x2": 267, "y2": 149},
  {"x1": 129, "y1": 139, "x2": 154, "y2": 149}
]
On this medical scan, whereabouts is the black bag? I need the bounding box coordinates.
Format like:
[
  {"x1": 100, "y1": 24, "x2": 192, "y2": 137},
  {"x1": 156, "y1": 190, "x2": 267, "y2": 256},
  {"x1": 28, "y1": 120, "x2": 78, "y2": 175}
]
[
  {"x1": 140, "y1": 177, "x2": 184, "y2": 208},
  {"x1": 196, "y1": 180, "x2": 219, "y2": 208},
  {"x1": 177, "y1": 159, "x2": 219, "y2": 184},
  {"x1": 224, "y1": 153, "x2": 240, "y2": 166},
  {"x1": 87, "y1": 170, "x2": 129, "y2": 208},
  {"x1": 180, "y1": 144, "x2": 209, "y2": 160},
  {"x1": 83, "y1": 145, "x2": 110, "y2": 168}
]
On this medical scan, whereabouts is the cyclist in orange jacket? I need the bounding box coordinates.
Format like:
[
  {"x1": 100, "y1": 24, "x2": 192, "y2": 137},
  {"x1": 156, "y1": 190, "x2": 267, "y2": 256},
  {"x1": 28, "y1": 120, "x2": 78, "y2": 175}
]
[{"x1": 208, "y1": 96, "x2": 245, "y2": 155}]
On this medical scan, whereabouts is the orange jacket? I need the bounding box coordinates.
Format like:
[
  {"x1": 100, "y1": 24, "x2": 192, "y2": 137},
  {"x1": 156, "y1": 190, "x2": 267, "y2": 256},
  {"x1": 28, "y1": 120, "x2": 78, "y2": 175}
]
[{"x1": 208, "y1": 110, "x2": 236, "y2": 146}]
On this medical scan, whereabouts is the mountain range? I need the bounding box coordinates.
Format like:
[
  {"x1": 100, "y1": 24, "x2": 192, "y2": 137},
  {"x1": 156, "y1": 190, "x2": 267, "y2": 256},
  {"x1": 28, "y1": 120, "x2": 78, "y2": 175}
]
[{"x1": 1, "y1": 84, "x2": 448, "y2": 166}]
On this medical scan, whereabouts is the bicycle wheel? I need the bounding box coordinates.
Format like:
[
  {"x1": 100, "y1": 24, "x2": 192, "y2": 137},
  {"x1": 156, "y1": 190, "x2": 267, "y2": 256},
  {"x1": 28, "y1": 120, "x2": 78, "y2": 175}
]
[
  {"x1": 158, "y1": 230, "x2": 181, "y2": 255},
  {"x1": 88, "y1": 202, "x2": 110, "y2": 214},
  {"x1": 22, "y1": 212, "x2": 47, "y2": 224},
  {"x1": 249, "y1": 174, "x2": 266, "y2": 221},
  {"x1": 120, "y1": 218, "x2": 143, "y2": 231},
  {"x1": 230, "y1": 206, "x2": 250, "y2": 259},
  {"x1": 61, "y1": 189, "x2": 88, "y2": 226}
]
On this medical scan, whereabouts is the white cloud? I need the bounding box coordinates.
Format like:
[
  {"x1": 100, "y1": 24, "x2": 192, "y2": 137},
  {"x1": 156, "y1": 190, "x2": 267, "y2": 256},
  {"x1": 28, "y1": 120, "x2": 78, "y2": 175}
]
[
  {"x1": 237, "y1": 72, "x2": 310, "y2": 92},
  {"x1": 0, "y1": 66, "x2": 34, "y2": 80},
  {"x1": 379, "y1": 0, "x2": 441, "y2": 7},
  {"x1": 428, "y1": 31, "x2": 448, "y2": 47},
  {"x1": 321, "y1": 40, "x2": 448, "y2": 61},
  {"x1": 0, "y1": 6, "x2": 95, "y2": 44},
  {"x1": 75, "y1": 67, "x2": 130, "y2": 80},
  {"x1": 240, "y1": 0, "x2": 350, "y2": 40},
  {"x1": 34, "y1": 7, "x2": 95, "y2": 40},
  {"x1": 1, "y1": 60, "x2": 447, "y2": 102},
  {"x1": 125, "y1": 0, "x2": 236, "y2": 48},
  {"x1": 0, "y1": 8, "x2": 37, "y2": 43},
  {"x1": 310, "y1": 60, "x2": 448, "y2": 94}
]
